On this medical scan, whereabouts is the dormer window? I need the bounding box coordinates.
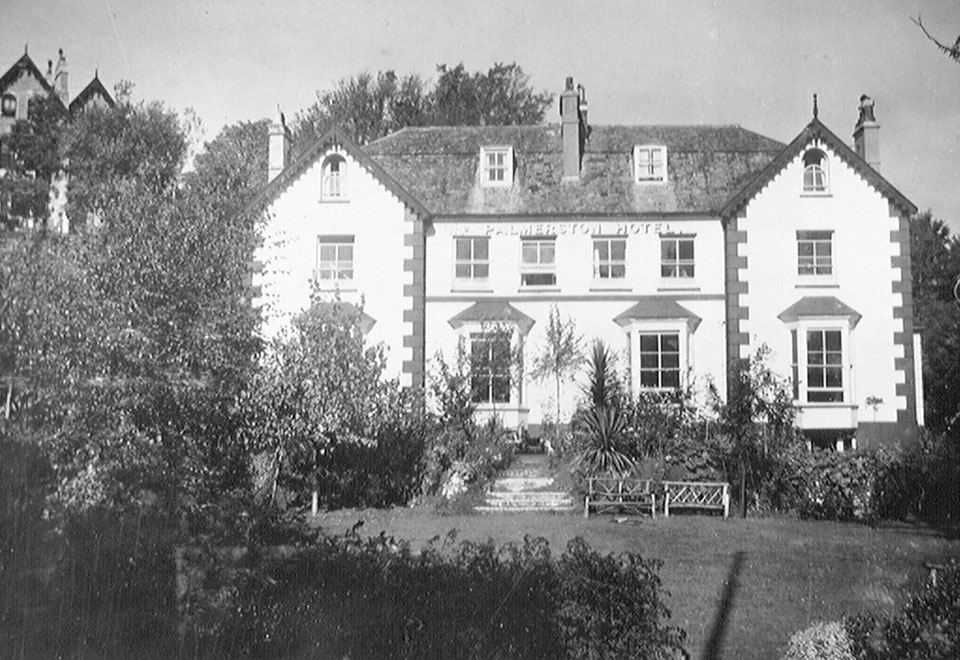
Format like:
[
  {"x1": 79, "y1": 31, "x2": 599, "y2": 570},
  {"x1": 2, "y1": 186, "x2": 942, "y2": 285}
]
[
  {"x1": 480, "y1": 146, "x2": 513, "y2": 187},
  {"x1": 1, "y1": 94, "x2": 16, "y2": 118},
  {"x1": 634, "y1": 145, "x2": 667, "y2": 183},
  {"x1": 321, "y1": 155, "x2": 346, "y2": 200},
  {"x1": 802, "y1": 149, "x2": 828, "y2": 193}
]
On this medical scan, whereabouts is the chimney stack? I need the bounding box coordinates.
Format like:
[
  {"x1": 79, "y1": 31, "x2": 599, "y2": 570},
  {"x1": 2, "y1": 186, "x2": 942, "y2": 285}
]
[
  {"x1": 53, "y1": 49, "x2": 68, "y2": 104},
  {"x1": 853, "y1": 95, "x2": 880, "y2": 171},
  {"x1": 268, "y1": 105, "x2": 291, "y2": 182},
  {"x1": 561, "y1": 77, "x2": 588, "y2": 180}
]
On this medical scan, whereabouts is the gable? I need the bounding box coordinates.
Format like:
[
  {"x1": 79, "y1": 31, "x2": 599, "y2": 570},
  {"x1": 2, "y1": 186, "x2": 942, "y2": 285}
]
[{"x1": 721, "y1": 118, "x2": 916, "y2": 219}]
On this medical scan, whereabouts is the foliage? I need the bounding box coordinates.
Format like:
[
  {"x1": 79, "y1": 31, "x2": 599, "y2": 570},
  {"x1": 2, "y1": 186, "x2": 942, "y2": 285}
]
[
  {"x1": 62, "y1": 86, "x2": 189, "y2": 227},
  {"x1": 572, "y1": 406, "x2": 635, "y2": 476},
  {"x1": 0, "y1": 92, "x2": 66, "y2": 230},
  {"x1": 531, "y1": 304, "x2": 585, "y2": 423},
  {"x1": 845, "y1": 561, "x2": 960, "y2": 660},
  {"x1": 782, "y1": 621, "x2": 855, "y2": 660},
  {"x1": 909, "y1": 211, "x2": 960, "y2": 432},
  {"x1": 581, "y1": 339, "x2": 625, "y2": 411},
  {"x1": 710, "y1": 345, "x2": 800, "y2": 514},
  {"x1": 911, "y1": 15, "x2": 960, "y2": 63},
  {"x1": 292, "y1": 62, "x2": 552, "y2": 148},
  {"x1": 185, "y1": 530, "x2": 685, "y2": 660}
]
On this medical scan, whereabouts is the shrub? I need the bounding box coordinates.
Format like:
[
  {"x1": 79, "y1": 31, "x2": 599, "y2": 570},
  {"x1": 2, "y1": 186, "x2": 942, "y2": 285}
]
[
  {"x1": 191, "y1": 530, "x2": 686, "y2": 660},
  {"x1": 782, "y1": 621, "x2": 855, "y2": 660},
  {"x1": 845, "y1": 561, "x2": 960, "y2": 660},
  {"x1": 572, "y1": 406, "x2": 636, "y2": 476}
]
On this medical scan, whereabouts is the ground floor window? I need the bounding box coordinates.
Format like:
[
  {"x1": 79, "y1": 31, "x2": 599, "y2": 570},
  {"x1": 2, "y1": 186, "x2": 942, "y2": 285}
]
[
  {"x1": 638, "y1": 332, "x2": 681, "y2": 389},
  {"x1": 470, "y1": 332, "x2": 511, "y2": 404},
  {"x1": 805, "y1": 329, "x2": 843, "y2": 402}
]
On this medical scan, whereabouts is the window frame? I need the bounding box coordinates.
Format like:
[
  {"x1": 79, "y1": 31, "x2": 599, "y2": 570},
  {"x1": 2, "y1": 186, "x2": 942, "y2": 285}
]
[
  {"x1": 315, "y1": 235, "x2": 355, "y2": 288},
  {"x1": 468, "y1": 331, "x2": 513, "y2": 405},
  {"x1": 622, "y1": 319, "x2": 692, "y2": 394},
  {"x1": 1, "y1": 94, "x2": 16, "y2": 118},
  {"x1": 592, "y1": 237, "x2": 627, "y2": 282},
  {"x1": 787, "y1": 321, "x2": 851, "y2": 405},
  {"x1": 480, "y1": 146, "x2": 514, "y2": 188},
  {"x1": 802, "y1": 148, "x2": 829, "y2": 194},
  {"x1": 637, "y1": 331, "x2": 682, "y2": 390},
  {"x1": 660, "y1": 235, "x2": 696, "y2": 280},
  {"x1": 320, "y1": 155, "x2": 347, "y2": 201},
  {"x1": 520, "y1": 236, "x2": 557, "y2": 288},
  {"x1": 796, "y1": 230, "x2": 835, "y2": 282},
  {"x1": 633, "y1": 145, "x2": 668, "y2": 184},
  {"x1": 453, "y1": 236, "x2": 491, "y2": 288}
]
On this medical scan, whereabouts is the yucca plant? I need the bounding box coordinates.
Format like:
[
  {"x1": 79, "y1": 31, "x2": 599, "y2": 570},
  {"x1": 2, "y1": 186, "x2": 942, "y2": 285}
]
[
  {"x1": 583, "y1": 340, "x2": 624, "y2": 411},
  {"x1": 574, "y1": 406, "x2": 636, "y2": 475}
]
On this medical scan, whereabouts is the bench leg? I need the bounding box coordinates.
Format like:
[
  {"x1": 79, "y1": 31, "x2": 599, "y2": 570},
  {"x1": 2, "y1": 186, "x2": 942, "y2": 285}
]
[
  {"x1": 664, "y1": 494, "x2": 670, "y2": 518},
  {"x1": 584, "y1": 496, "x2": 589, "y2": 519}
]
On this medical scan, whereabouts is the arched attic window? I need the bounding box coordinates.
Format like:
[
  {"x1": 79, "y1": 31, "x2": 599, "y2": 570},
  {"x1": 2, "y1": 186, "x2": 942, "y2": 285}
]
[
  {"x1": 1, "y1": 94, "x2": 16, "y2": 118},
  {"x1": 321, "y1": 155, "x2": 346, "y2": 200},
  {"x1": 802, "y1": 148, "x2": 828, "y2": 193}
]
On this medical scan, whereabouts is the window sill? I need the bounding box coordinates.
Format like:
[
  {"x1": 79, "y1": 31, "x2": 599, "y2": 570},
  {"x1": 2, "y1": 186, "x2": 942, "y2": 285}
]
[
  {"x1": 452, "y1": 286, "x2": 494, "y2": 293},
  {"x1": 657, "y1": 284, "x2": 700, "y2": 292},
  {"x1": 794, "y1": 401, "x2": 857, "y2": 409},
  {"x1": 319, "y1": 198, "x2": 350, "y2": 204},
  {"x1": 799, "y1": 192, "x2": 832, "y2": 198},
  {"x1": 590, "y1": 284, "x2": 632, "y2": 292},
  {"x1": 314, "y1": 285, "x2": 358, "y2": 293},
  {"x1": 518, "y1": 287, "x2": 561, "y2": 293},
  {"x1": 795, "y1": 282, "x2": 839, "y2": 289}
]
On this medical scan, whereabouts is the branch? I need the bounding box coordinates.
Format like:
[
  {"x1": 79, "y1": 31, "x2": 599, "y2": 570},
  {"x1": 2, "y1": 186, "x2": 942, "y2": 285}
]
[{"x1": 911, "y1": 15, "x2": 960, "y2": 62}]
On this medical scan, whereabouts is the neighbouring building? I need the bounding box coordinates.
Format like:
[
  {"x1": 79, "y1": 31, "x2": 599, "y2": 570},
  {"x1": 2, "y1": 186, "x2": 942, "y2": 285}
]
[
  {"x1": 0, "y1": 46, "x2": 114, "y2": 232},
  {"x1": 251, "y1": 78, "x2": 922, "y2": 449}
]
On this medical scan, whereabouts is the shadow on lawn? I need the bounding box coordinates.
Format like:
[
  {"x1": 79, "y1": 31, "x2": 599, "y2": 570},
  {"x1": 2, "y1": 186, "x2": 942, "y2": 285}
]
[{"x1": 701, "y1": 550, "x2": 745, "y2": 660}]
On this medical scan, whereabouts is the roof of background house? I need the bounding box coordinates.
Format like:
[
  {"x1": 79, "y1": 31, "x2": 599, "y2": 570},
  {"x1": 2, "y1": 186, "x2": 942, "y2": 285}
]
[
  {"x1": 0, "y1": 53, "x2": 59, "y2": 100},
  {"x1": 69, "y1": 74, "x2": 115, "y2": 114},
  {"x1": 363, "y1": 124, "x2": 785, "y2": 216}
]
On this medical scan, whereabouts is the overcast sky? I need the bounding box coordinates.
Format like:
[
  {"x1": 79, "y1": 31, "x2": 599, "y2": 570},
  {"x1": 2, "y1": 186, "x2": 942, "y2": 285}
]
[{"x1": 3, "y1": 0, "x2": 959, "y2": 230}]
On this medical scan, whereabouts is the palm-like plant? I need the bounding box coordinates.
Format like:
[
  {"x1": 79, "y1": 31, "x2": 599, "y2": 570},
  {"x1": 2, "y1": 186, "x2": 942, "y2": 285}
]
[{"x1": 574, "y1": 406, "x2": 636, "y2": 475}]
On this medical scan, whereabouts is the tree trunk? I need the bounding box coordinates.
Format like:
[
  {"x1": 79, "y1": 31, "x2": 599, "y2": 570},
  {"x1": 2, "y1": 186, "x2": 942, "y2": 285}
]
[{"x1": 740, "y1": 459, "x2": 748, "y2": 518}]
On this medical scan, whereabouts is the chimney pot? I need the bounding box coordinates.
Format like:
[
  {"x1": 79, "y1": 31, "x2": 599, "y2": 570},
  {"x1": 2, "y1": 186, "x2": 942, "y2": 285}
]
[
  {"x1": 853, "y1": 94, "x2": 880, "y2": 171},
  {"x1": 560, "y1": 77, "x2": 583, "y2": 180}
]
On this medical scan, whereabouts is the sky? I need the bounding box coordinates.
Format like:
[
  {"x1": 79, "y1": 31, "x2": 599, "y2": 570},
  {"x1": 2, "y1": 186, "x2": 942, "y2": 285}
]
[{"x1": 3, "y1": 0, "x2": 960, "y2": 230}]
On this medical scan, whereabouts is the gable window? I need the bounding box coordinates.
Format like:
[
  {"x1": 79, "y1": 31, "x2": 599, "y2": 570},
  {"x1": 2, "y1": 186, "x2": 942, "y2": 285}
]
[
  {"x1": 521, "y1": 237, "x2": 556, "y2": 287},
  {"x1": 802, "y1": 149, "x2": 828, "y2": 192},
  {"x1": 454, "y1": 236, "x2": 490, "y2": 283},
  {"x1": 321, "y1": 155, "x2": 346, "y2": 200},
  {"x1": 634, "y1": 145, "x2": 667, "y2": 183},
  {"x1": 797, "y1": 230, "x2": 833, "y2": 277},
  {"x1": 316, "y1": 235, "x2": 354, "y2": 284},
  {"x1": 593, "y1": 238, "x2": 626, "y2": 280},
  {"x1": 661, "y1": 236, "x2": 695, "y2": 278},
  {"x1": 470, "y1": 332, "x2": 511, "y2": 404},
  {"x1": 480, "y1": 146, "x2": 513, "y2": 187},
  {"x1": 1, "y1": 94, "x2": 15, "y2": 118},
  {"x1": 638, "y1": 332, "x2": 681, "y2": 389}
]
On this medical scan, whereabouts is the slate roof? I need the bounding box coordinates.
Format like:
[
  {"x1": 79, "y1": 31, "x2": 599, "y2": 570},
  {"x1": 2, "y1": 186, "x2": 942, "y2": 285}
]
[
  {"x1": 448, "y1": 300, "x2": 535, "y2": 334},
  {"x1": 363, "y1": 125, "x2": 784, "y2": 216},
  {"x1": 0, "y1": 52, "x2": 67, "y2": 112},
  {"x1": 69, "y1": 74, "x2": 115, "y2": 114},
  {"x1": 777, "y1": 296, "x2": 862, "y2": 327},
  {"x1": 721, "y1": 117, "x2": 917, "y2": 218},
  {"x1": 614, "y1": 297, "x2": 702, "y2": 332}
]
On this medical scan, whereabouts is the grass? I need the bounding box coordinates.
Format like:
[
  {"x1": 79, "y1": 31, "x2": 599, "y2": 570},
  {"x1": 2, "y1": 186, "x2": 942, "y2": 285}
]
[{"x1": 314, "y1": 508, "x2": 960, "y2": 660}]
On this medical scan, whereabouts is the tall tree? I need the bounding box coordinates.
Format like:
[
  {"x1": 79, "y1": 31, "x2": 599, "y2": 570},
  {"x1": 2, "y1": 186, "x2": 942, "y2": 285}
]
[
  {"x1": 0, "y1": 92, "x2": 66, "y2": 231},
  {"x1": 911, "y1": 16, "x2": 960, "y2": 63},
  {"x1": 910, "y1": 211, "x2": 960, "y2": 431},
  {"x1": 291, "y1": 62, "x2": 551, "y2": 150}
]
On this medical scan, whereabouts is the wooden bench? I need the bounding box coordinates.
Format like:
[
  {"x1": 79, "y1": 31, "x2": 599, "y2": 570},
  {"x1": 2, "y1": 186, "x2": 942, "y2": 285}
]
[
  {"x1": 584, "y1": 477, "x2": 657, "y2": 518},
  {"x1": 663, "y1": 481, "x2": 730, "y2": 518}
]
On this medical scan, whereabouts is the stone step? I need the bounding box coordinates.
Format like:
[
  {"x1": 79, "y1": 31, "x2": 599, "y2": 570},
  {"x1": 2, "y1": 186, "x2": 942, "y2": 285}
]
[
  {"x1": 501, "y1": 467, "x2": 551, "y2": 478},
  {"x1": 475, "y1": 505, "x2": 576, "y2": 514},
  {"x1": 485, "y1": 490, "x2": 572, "y2": 503},
  {"x1": 491, "y1": 476, "x2": 555, "y2": 491}
]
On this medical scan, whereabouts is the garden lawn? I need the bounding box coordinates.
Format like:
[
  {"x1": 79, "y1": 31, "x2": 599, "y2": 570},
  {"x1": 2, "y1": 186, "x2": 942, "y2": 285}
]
[{"x1": 313, "y1": 509, "x2": 960, "y2": 660}]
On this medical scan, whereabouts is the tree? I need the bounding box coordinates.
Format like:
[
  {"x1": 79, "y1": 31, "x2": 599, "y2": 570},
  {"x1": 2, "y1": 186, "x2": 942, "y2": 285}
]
[
  {"x1": 531, "y1": 305, "x2": 585, "y2": 423},
  {"x1": 185, "y1": 118, "x2": 270, "y2": 215},
  {"x1": 911, "y1": 15, "x2": 960, "y2": 63},
  {"x1": 61, "y1": 83, "x2": 187, "y2": 227},
  {"x1": 291, "y1": 62, "x2": 552, "y2": 150},
  {"x1": 910, "y1": 211, "x2": 960, "y2": 431},
  {"x1": 0, "y1": 92, "x2": 67, "y2": 230}
]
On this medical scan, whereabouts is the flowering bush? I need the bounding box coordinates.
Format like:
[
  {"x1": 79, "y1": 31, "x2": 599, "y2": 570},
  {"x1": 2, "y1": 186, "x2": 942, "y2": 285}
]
[{"x1": 782, "y1": 621, "x2": 855, "y2": 660}]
